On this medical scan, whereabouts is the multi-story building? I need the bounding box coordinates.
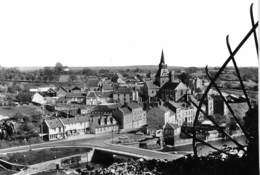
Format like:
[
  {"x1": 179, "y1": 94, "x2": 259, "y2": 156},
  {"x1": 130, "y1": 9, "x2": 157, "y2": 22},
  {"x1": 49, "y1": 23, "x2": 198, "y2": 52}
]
[
  {"x1": 88, "y1": 104, "x2": 120, "y2": 134},
  {"x1": 89, "y1": 114, "x2": 118, "y2": 134},
  {"x1": 112, "y1": 87, "x2": 139, "y2": 105},
  {"x1": 113, "y1": 103, "x2": 147, "y2": 131},
  {"x1": 42, "y1": 116, "x2": 90, "y2": 141},
  {"x1": 146, "y1": 106, "x2": 176, "y2": 135},
  {"x1": 165, "y1": 101, "x2": 196, "y2": 126},
  {"x1": 42, "y1": 118, "x2": 65, "y2": 141},
  {"x1": 64, "y1": 92, "x2": 86, "y2": 104},
  {"x1": 158, "y1": 82, "x2": 189, "y2": 102}
]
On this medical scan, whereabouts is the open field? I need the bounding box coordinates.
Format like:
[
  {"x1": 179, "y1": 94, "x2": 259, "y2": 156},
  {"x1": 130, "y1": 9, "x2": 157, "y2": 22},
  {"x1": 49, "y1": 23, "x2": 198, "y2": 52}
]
[
  {"x1": 0, "y1": 147, "x2": 92, "y2": 165},
  {"x1": 0, "y1": 105, "x2": 42, "y2": 118}
]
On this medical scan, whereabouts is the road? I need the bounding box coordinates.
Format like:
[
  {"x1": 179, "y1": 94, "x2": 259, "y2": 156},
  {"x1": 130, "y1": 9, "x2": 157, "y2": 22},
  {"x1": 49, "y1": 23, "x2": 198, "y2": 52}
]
[{"x1": 0, "y1": 133, "x2": 184, "y2": 161}]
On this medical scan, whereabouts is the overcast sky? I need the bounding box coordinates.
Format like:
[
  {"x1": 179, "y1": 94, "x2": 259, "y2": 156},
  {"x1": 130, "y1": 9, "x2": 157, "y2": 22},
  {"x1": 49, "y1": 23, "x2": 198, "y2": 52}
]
[{"x1": 0, "y1": 0, "x2": 258, "y2": 68}]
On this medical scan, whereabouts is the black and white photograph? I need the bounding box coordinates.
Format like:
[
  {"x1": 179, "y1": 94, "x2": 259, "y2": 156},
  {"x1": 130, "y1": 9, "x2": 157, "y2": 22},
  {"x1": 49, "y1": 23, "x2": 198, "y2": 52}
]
[{"x1": 0, "y1": 0, "x2": 258, "y2": 174}]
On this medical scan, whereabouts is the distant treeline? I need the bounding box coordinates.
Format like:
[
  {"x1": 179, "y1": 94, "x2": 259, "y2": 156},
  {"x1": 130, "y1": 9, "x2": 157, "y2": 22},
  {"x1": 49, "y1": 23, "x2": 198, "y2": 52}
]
[{"x1": 0, "y1": 63, "x2": 257, "y2": 83}]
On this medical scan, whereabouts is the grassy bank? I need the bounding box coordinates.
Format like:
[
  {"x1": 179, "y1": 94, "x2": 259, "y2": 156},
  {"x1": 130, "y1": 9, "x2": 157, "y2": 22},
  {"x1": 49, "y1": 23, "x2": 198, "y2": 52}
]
[{"x1": 0, "y1": 147, "x2": 92, "y2": 165}]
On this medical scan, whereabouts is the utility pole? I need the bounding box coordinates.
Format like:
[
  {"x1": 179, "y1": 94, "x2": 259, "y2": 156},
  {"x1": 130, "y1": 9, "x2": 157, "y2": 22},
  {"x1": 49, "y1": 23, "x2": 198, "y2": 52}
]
[{"x1": 111, "y1": 129, "x2": 114, "y2": 143}]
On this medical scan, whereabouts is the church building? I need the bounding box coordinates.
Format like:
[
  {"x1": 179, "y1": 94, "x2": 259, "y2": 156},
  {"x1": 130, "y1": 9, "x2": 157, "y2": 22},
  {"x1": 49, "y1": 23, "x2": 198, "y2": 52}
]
[{"x1": 144, "y1": 50, "x2": 189, "y2": 103}]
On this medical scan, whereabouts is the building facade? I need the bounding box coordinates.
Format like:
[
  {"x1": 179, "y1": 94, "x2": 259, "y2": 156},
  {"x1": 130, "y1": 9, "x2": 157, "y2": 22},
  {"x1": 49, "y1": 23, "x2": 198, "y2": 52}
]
[{"x1": 113, "y1": 103, "x2": 147, "y2": 130}]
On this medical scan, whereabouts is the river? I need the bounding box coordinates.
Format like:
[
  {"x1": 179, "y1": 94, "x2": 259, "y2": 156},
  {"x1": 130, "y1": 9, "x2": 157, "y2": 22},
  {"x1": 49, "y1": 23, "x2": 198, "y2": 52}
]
[{"x1": 170, "y1": 135, "x2": 247, "y2": 156}]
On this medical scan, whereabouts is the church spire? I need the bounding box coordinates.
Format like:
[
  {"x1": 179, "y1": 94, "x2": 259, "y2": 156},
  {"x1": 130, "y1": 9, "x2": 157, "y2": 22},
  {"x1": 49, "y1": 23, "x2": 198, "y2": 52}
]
[
  {"x1": 154, "y1": 49, "x2": 169, "y2": 87},
  {"x1": 160, "y1": 49, "x2": 165, "y2": 64}
]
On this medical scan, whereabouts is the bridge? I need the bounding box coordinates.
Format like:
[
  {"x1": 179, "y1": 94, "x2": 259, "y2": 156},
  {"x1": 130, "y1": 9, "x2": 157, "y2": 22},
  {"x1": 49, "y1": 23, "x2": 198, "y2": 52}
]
[
  {"x1": 0, "y1": 135, "x2": 186, "y2": 174},
  {"x1": 94, "y1": 144, "x2": 185, "y2": 161}
]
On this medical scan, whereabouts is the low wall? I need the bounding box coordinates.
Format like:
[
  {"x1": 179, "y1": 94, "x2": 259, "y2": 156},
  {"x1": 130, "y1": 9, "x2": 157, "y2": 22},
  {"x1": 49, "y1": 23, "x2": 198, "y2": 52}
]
[{"x1": 57, "y1": 148, "x2": 95, "y2": 168}]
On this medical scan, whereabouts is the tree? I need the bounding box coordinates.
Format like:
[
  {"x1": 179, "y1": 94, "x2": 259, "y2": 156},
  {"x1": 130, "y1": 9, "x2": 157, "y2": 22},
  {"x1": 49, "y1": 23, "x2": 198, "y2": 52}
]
[
  {"x1": 186, "y1": 67, "x2": 199, "y2": 74},
  {"x1": 82, "y1": 68, "x2": 96, "y2": 76},
  {"x1": 42, "y1": 67, "x2": 55, "y2": 81},
  {"x1": 98, "y1": 69, "x2": 110, "y2": 74},
  {"x1": 54, "y1": 62, "x2": 63, "y2": 74},
  {"x1": 177, "y1": 72, "x2": 191, "y2": 85},
  {"x1": 16, "y1": 90, "x2": 32, "y2": 104},
  {"x1": 21, "y1": 122, "x2": 35, "y2": 132},
  {"x1": 7, "y1": 85, "x2": 20, "y2": 93},
  {"x1": 69, "y1": 74, "x2": 77, "y2": 82}
]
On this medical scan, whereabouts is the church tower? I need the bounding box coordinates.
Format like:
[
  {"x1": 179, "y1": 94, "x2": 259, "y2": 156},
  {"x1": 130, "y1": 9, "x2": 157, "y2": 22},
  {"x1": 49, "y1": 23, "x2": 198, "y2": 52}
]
[{"x1": 154, "y1": 50, "x2": 170, "y2": 87}]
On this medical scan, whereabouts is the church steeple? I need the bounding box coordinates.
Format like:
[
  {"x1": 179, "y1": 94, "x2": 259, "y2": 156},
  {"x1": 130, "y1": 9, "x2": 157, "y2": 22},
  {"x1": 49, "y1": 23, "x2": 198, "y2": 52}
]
[
  {"x1": 155, "y1": 49, "x2": 169, "y2": 87},
  {"x1": 159, "y1": 49, "x2": 167, "y2": 69},
  {"x1": 160, "y1": 49, "x2": 165, "y2": 65}
]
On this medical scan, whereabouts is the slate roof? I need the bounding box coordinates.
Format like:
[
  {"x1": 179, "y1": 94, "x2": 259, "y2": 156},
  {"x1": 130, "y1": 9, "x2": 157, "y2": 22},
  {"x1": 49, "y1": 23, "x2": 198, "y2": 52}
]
[
  {"x1": 119, "y1": 107, "x2": 132, "y2": 114},
  {"x1": 165, "y1": 123, "x2": 179, "y2": 130},
  {"x1": 102, "y1": 83, "x2": 113, "y2": 91},
  {"x1": 65, "y1": 93, "x2": 85, "y2": 98},
  {"x1": 114, "y1": 87, "x2": 133, "y2": 94},
  {"x1": 70, "y1": 86, "x2": 82, "y2": 91},
  {"x1": 86, "y1": 91, "x2": 98, "y2": 98},
  {"x1": 45, "y1": 118, "x2": 63, "y2": 129},
  {"x1": 61, "y1": 116, "x2": 90, "y2": 125},
  {"x1": 91, "y1": 105, "x2": 117, "y2": 113},
  {"x1": 127, "y1": 103, "x2": 142, "y2": 110},
  {"x1": 86, "y1": 91, "x2": 112, "y2": 99},
  {"x1": 86, "y1": 78, "x2": 99, "y2": 88},
  {"x1": 167, "y1": 101, "x2": 184, "y2": 109},
  {"x1": 161, "y1": 82, "x2": 179, "y2": 89},
  {"x1": 56, "y1": 86, "x2": 68, "y2": 93},
  {"x1": 145, "y1": 81, "x2": 159, "y2": 89}
]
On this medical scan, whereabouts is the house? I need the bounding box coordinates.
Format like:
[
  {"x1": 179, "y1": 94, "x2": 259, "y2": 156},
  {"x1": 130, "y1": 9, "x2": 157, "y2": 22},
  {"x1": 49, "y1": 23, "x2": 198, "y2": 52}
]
[
  {"x1": 56, "y1": 86, "x2": 68, "y2": 98},
  {"x1": 90, "y1": 104, "x2": 119, "y2": 116},
  {"x1": 101, "y1": 81, "x2": 114, "y2": 92},
  {"x1": 143, "y1": 81, "x2": 159, "y2": 103},
  {"x1": 61, "y1": 117, "x2": 90, "y2": 137},
  {"x1": 89, "y1": 113, "x2": 118, "y2": 134},
  {"x1": 30, "y1": 87, "x2": 56, "y2": 97},
  {"x1": 86, "y1": 91, "x2": 102, "y2": 106},
  {"x1": 159, "y1": 82, "x2": 189, "y2": 102},
  {"x1": 111, "y1": 73, "x2": 126, "y2": 84},
  {"x1": 69, "y1": 86, "x2": 82, "y2": 93},
  {"x1": 164, "y1": 101, "x2": 196, "y2": 126},
  {"x1": 163, "y1": 123, "x2": 181, "y2": 146},
  {"x1": 112, "y1": 87, "x2": 139, "y2": 105},
  {"x1": 189, "y1": 77, "x2": 204, "y2": 94},
  {"x1": 64, "y1": 92, "x2": 85, "y2": 104},
  {"x1": 113, "y1": 103, "x2": 147, "y2": 131},
  {"x1": 32, "y1": 92, "x2": 46, "y2": 105},
  {"x1": 56, "y1": 96, "x2": 68, "y2": 104},
  {"x1": 146, "y1": 106, "x2": 176, "y2": 135},
  {"x1": 101, "y1": 91, "x2": 113, "y2": 104},
  {"x1": 55, "y1": 104, "x2": 82, "y2": 117},
  {"x1": 86, "y1": 77, "x2": 100, "y2": 91},
  {"x1": 42, "y1": 116, "x2": 90, "y2": 141},
  {"x1": 42, "y1": 118, "x2": 65, "y2": 141}
]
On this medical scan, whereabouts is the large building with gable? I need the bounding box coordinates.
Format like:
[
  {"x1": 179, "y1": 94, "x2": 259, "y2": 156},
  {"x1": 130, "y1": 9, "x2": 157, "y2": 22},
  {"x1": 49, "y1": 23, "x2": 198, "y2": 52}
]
[{"x1": 144, "y1": 50, "x2": 189, "y2": 103}]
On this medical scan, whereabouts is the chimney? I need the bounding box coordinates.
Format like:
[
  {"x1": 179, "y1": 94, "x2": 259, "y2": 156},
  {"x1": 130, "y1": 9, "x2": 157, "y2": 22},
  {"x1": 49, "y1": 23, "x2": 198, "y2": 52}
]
[{"x1": 170, "y1": 70, "x2": 175, "y2": 82}]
